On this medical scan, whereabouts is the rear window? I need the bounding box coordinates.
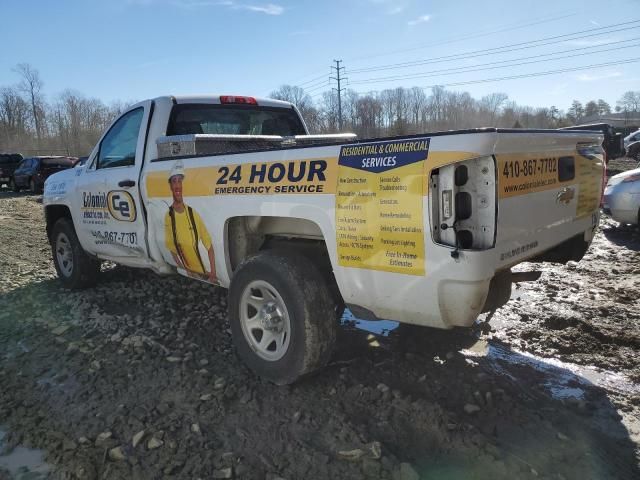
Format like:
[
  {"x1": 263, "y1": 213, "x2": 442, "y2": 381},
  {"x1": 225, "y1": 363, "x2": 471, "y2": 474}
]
[
  {"x1": 167, "y1": 105, "x2": 306, "y2": 137},
  {"x1": 41, "y1": 157, "x2": 75, "y2": 167}
]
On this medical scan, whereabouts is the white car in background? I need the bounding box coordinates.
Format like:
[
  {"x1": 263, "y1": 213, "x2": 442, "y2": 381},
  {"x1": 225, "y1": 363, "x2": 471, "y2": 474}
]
[
  {"x1": 623, "y1": 129, "x2": 640, "y2": 151},
  {"x1": 603, "y1": 167, "x2": 640, "y2": 225}
]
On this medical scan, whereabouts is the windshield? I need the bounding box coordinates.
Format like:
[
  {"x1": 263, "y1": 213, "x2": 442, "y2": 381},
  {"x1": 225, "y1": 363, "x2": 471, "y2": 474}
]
[{"x1": 167, "y1": 104, "x2": 306, "y2": 137}]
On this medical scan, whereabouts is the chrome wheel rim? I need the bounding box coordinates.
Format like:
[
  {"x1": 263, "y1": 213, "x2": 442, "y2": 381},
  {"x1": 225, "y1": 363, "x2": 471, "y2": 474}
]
[
  {"x1": 55, "y1": 232, "x2": 73, "y2": 277},
  {"x1": 239, "y1": 280, "x2": 291, "y2": 361}
]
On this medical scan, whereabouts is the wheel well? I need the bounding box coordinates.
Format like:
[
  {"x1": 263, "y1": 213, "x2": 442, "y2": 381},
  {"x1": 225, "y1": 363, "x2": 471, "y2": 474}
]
[
  {"x1": 45, "y1": 205, "x2": 72, "y2": 242},
  {"x1": 225, "y1": 216, "x2": 342, "y2": 304}
]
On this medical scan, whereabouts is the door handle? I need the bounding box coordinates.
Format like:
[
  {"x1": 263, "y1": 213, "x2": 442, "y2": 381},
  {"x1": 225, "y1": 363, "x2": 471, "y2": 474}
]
[{"x1": 118, "y1": 180, "x2": 136, "y2": 188}]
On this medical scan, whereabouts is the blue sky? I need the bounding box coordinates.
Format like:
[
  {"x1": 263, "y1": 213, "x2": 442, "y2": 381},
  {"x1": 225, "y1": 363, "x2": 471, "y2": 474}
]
[{"x1": 1, "y1": 0, "x2": 639, "y2": 111}]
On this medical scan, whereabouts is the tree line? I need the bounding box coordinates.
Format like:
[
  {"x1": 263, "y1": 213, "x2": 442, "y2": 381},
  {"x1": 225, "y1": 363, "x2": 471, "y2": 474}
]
[
  {"x1": 0, "y1": 64, "x2": 132, "y2": 156},
  {"x1": 1, "y1": 63, "x2": 639, "y2": 156},
  {"x1": 272, "y1": 85, "x2": 640, "y2": 138}
]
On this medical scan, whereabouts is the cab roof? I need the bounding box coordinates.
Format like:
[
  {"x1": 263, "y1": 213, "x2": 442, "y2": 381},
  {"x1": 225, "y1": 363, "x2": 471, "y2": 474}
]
[{"x1": 158, "y1": 95, "x2": 295, "y2": 109}]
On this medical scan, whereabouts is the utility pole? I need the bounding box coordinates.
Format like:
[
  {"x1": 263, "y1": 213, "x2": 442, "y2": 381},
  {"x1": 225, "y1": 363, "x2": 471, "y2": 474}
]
[{"x1": 330, "y1": 59, "x2": 346, "y2": 131}]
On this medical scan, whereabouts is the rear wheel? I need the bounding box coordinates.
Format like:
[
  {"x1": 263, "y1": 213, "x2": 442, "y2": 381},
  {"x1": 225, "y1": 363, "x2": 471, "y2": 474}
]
[
  {"x1": 29, "y1": 178, "x2": 42, "y2": 194},
  {"x1": 228, "y1": 250, "x2": 337, "y2": 385},
  {"x1": 51, "y1": 218, "x2": 101, "y2": 289}
]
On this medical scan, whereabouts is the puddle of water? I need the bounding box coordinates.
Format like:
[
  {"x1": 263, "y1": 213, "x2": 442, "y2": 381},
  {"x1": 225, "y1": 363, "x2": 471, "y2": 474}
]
[
  {"x1": 340, "y1": 309, "x2": 399, "y2": 336},
  {"x1": 0, "y1": 429, "x2": 51, "y2": 479},
  {"x1": 462, "y1": 341, "x2": 639, "y2": 401}
]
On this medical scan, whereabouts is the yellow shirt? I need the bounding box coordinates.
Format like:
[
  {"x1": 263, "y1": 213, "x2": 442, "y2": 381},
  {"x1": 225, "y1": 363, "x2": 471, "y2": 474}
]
[{"x1": 164, "y1": 206, "x2": 212, "y2": 274}]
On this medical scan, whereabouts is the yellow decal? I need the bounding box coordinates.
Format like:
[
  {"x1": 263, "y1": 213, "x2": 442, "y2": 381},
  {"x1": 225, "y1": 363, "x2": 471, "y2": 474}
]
[
  {"x1": 575, "y1": 152, "x2": 603, "y2": 217},
  {"x1": 336, "y1": 138, "x2": 429, "y2": 276},
  {"x1": 147, "y1": 157, "x2": 338, "y2": 198},
  {"x1": 497, "y1": 148, "x2": 603, "y2": 217},
  {"x1": 497, "y1": 153, "x2": 569, "y2": 198}
]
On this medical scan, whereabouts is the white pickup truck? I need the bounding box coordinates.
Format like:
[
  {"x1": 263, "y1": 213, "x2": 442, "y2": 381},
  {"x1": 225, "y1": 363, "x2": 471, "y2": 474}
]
[{"x1": 43, "y1": 95, "x2": 604, "y2": 384}]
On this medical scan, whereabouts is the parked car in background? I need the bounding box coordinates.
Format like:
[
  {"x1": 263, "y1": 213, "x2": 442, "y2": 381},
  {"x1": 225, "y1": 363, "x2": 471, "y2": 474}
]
[
  {"x1": 560, "y1": 123, "x2": 624, "y2": 160},
  {"x1": 603, "y1": 167, "x2": 640, "y2": 225},
  {"x1": 12, "y1": 156, "x2": 77, "y2": 193},
  {"x1": 623, "y1": 129, "x2": 640, "y2": 151},
  {"x1": 0, "y1": 153, "x2": 24, "y2": 188},
  {"x1": 625, "y1": 141, "x2": 640, "y2": 162}
]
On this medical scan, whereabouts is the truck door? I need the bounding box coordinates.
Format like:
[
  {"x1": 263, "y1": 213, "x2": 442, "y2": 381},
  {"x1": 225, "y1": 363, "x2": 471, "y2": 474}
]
[{"x1": 74, "y1": 102, "x2": 152, "y2": 264}]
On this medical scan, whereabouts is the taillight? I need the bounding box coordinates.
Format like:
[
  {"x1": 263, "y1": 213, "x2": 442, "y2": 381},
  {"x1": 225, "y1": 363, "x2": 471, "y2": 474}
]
[
  {"x1": 601, "y1": 150, "x2": 607, "y2": 206},
  {"x1": 220, "y1": 95, "x2": 257, "y2": 105},
  {"x1": 430, "y1": 156, "x2": 496, "y2": 252}
]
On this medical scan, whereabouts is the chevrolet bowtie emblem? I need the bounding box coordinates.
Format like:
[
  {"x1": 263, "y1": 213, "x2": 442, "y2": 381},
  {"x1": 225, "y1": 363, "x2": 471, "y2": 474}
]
[{"x1": 556, "y1": 187, "x2": 575, "y2": 204}]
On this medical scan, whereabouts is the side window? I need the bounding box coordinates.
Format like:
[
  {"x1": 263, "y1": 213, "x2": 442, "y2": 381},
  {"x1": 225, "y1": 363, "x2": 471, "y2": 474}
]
[{"x1": 97, "y1": 108, "x2": 144, "y2": 169}]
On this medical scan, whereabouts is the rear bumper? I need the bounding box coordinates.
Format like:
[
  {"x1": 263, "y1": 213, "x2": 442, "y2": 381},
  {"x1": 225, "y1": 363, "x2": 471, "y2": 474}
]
[{"x1": 342, "y1": 223, "x2": 597, "y2": 330}]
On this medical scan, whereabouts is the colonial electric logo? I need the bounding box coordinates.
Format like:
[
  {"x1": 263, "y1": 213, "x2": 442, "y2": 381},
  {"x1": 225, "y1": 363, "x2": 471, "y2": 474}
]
[
  {"x1": 82, "y1": 191, "x2": 109, "y2": 223},
  {"x1": 107, "y1": 191, "x2": 137, "y2": 222},
  {"x1": 81, "y1": 191, "x2": 136, "y2": 223},
  {"x1": 83, "y1": 191, "x2": 107, "y2": 209}
]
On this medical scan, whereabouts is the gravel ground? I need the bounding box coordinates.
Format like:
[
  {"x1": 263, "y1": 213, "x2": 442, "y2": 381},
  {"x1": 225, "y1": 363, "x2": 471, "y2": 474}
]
[{"x1": 0, "y1": 161, "x2": 639, "y2": 479}]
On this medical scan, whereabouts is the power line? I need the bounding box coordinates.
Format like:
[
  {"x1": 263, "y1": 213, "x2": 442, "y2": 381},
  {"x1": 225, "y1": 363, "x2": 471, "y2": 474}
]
[
  {"x1": 306, "y1": 81, "x2": 332, "y2": 94},
  {"x1": 302, "y1": 78, "x2": 332, "y2": 91},
  {"x1": 348, "y1": 19, "x2": 640, "y2": 74},
  {"x1": 296, "y1": 73, "x2": 330, "y2": 88},
  {"x1": 282, "y1": 11, "x2": 579, "y2": 95},
  {"x1": 348, "y1": 39, "x2": 640, "y2": 85},
  {"x1": 351, "y1": 58, "x2": 640, "y2": 94},
  {"x1": 347, "y1": 11, "x2": 579, "y2": 63}
]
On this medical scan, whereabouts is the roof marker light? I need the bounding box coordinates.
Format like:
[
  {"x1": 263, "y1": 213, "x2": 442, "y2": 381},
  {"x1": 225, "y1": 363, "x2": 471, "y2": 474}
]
[{"x1": 220, "y1": 96, "x2": 258, "y2": 105}]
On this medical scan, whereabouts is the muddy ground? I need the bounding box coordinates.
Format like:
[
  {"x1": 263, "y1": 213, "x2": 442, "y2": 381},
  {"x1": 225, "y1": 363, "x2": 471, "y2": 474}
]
[{"x1": 0, "y1": 161, "x2": 638, "y2": 480}]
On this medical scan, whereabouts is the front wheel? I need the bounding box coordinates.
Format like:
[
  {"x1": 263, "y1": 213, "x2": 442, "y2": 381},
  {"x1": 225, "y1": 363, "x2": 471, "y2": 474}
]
[
  {"x1": 228, "y1": 250, "x2": 338, "y2": 385},
  {"x1": 51, "y1": 218, "x2": 101, "y2": 289}
]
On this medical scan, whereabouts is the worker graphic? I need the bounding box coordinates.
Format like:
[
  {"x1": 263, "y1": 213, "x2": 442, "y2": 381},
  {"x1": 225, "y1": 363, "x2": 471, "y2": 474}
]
[{"x1": 164, "y1": 161, "x2": 217, "y2": 283}]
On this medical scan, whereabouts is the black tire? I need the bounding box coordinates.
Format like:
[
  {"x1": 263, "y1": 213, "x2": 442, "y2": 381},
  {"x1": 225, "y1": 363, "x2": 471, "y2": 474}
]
[
  {"x1": 50, "y1": 218, "x2": 101, "y2": 289},
  {"x1": 9, "y1": 178, "x2": 19, "y2": 192},
  {"x1": 29, "y1": 178, "x2": 41, "y2": 194},
  {"x1": 228, "y1": 249, "x2": 338, "y2": 385}
]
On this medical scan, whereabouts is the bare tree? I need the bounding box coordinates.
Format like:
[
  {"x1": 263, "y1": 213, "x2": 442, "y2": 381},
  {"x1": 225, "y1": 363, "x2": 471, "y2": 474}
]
[
  {"x1": 0, "y1": 86, "x2": 30, "y2": 151},
  {"x1": 480, "y1": 92, "x2": 508, "y2": 125},
  {"x1": 584, "y1": 100, "x2": 599, "y2": 117},
  {"x1": 597, "y1": 99, "x2": 611, "y2": 115},
  {"x1": 269, "y1": 85, "x2": 319, "y2": 130},
  {"x1": 14, "y1": 63, "x2": 44, "y2": 142},
  {"x1": 616, "y1": 91, "x2": 640, "y2": 112},
  {"x1": 567, "y1": 100, "x2": 584, "y2": 123}
]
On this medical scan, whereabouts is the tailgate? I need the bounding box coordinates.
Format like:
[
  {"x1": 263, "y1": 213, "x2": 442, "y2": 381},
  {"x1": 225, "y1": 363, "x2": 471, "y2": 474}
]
[{"x1": 494, "y1": 131, "x2": 604, "y2": 265}]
